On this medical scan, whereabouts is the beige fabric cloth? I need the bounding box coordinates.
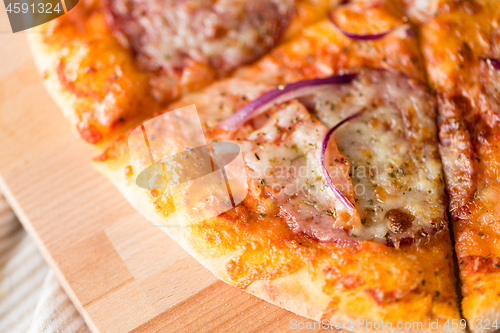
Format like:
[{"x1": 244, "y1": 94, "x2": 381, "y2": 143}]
[{"x1": 0, "y1": 194, "x2": 90, "y2": 333}]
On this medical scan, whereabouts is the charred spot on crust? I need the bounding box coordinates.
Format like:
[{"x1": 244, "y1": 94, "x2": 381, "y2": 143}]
[
  {"x1": 386, "y1": 209, "x2": 415, "y2": 233},
  {"x1": 430, "y1": 217, "x2": 447, "y2": 230}
]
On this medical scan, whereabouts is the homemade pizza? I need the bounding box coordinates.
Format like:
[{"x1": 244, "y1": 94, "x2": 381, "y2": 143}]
[{"x1": 28, "y1": 0, "x2": 500, "y2": 332}]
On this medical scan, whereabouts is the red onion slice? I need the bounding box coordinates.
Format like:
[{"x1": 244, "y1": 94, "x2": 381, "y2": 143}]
[
  {"x1": 321, "y1": 110, "x2": 365, "y2": 209},
  {"x1": 480, "y1": 57, "x2": 500, "y2": 70},
  {"x1": 217, "y1": 74, "x2": 357, "y2": 130},
  {"x1": 328, "y1": 11, "x2": 393, "y2": 41}
]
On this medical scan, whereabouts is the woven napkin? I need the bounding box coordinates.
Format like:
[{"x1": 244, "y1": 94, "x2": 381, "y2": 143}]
[{"x1": 0, "y1": 193, "x2": 89, "y2": 333}]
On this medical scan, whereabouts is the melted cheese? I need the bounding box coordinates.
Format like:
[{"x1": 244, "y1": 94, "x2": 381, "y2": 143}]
[
  {"x1": 225, "y1": 69, "x2": 446, "y2": 246},
  {"x1": 233, "y1": 101, "x2": 358, "y2": 242},
  {"x1": 309, "y1": 69, "x2": 446, "y2": 245}
]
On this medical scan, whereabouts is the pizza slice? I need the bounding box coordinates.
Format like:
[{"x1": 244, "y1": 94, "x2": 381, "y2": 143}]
[
  {"x1": 419, "y1": 0, "x2": 500, "y2": 331},
  {"x1": 27, "y1": 0, "x2": 337, "y2": 147},
  {"x1": 93, "y1": 2, "x2": 462, "y2": 330}
]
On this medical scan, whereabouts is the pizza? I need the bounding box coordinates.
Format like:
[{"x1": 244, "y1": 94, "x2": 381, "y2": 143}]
[
  {"x1": 28, "y1": 0, "x2": 500, "y2": 331},
  {"x1": 419, "y1": 0, "x2": 500, "y2": 331},
  {"x1": 28, "y1": 0, "x2": 336, "y2": 147},
  {"x1": 91, "y1": 1, "x2": 463, "y2": 330}
]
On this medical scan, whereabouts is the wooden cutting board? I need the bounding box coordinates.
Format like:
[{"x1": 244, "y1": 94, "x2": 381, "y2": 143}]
[{"x1": 0, "y1": 9, "x2": 345, "y2": 333}]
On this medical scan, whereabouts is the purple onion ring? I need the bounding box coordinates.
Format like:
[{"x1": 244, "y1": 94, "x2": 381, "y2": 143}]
[
  {"x1": 328, "y1": 11, "x2": 393, "y2": 41},
  {"x1": 480, "y1": 57, "x2": 500, "y2": 70},
  {"x1": 321, "y1": 109, "x2": 365, "y2": 209},
  {"x1": 217, "y1": 74, "x2": 357, "y2": 130}
]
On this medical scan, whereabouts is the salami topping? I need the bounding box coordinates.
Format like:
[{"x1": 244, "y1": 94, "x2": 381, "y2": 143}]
[{"x1": 108, "y1": 0, "x2": 295, "y2": 75}]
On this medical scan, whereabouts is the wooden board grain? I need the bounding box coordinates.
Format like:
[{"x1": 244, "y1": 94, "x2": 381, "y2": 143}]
[{"x1": 0, "y1": 9, "x2": 345, "y2": 333}]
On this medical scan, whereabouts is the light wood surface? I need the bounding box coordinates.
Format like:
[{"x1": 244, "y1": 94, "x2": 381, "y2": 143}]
[{"x1": 0, "y1": 9, "x2": 345, "y2": 333}]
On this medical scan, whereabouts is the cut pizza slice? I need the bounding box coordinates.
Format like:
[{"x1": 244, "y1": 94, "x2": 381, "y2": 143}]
[
  {"x1": 27, "y1": 0, "x2": 339, "y2": 147},
  {"x1": 419, "y1": 0, "x2": 500, "y2": 331},
  {"x1": 93, "y1": 4, "x2": 462, "y2": 330}
]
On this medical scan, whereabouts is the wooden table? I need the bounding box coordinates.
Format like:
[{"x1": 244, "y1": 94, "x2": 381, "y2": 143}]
[{"x1": 0, "y1": 8, "x2": 338, "y2": 333}]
